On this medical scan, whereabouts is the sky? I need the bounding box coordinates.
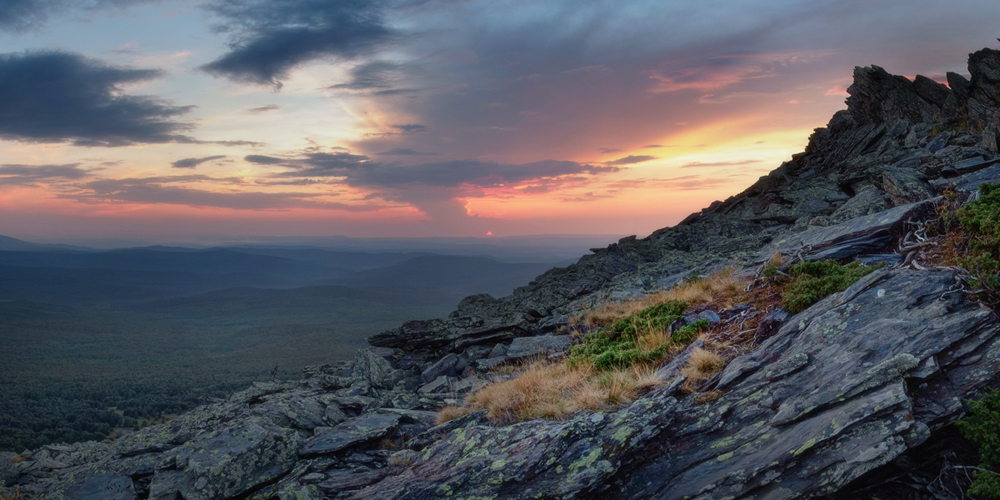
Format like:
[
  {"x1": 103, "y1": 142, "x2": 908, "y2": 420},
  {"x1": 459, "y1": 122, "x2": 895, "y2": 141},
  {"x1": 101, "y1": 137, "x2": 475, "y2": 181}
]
[{"x1": 1, "y1": 0, "x2": 998, "y2": 243}]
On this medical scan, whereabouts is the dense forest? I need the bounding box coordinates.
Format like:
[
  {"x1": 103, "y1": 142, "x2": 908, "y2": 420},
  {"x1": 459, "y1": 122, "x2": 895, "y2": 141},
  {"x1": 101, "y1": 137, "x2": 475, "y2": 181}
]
[{"x1": 0, "y1": 241, "x2": 570, "y2": 451}]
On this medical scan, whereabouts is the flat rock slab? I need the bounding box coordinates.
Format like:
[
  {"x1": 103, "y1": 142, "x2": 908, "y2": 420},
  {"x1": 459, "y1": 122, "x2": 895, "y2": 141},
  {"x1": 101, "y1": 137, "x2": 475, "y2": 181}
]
[
  {"x1": 417, "y1": 375, "x2": 452, "y2": 395},
  {"x1": 299, "y1": 413, "x2": 401, "y2": 457},
  {"x1": 61, "y1": 471, "x2": 136, "y2": 500},
  {"x1": 317, "y1": 468, "x2": 389, "y2": 492},
  {"x1": 764, "y1": 199, "x2": 936, "y2": 262},
  {"x1": 505, "y1": 335, "x2": 573, "y2": 360},
  {"x1": 147, "y1": 418, "x2": 300, "y2": 500},
  {"x1": 944, "y1": 163, "x2": 1000, "y2": 192}
]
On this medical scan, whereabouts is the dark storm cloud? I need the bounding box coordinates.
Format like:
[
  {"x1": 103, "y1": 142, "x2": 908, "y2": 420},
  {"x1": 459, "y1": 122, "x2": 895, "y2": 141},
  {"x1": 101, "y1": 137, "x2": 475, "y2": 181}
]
[
  {"x1": 201, "y1": 0, "x2": 396, "y2": 88},
  {"x1": 0, "y1": 0, "x2": 153, "y2": 33},
  {"x1": 0, "y1": 51, "x2": 196, "y2": 147},
  {"x1": 171, "y1": 155, "x2": 227, "y2": 169},
  {"x1": 373, "y1": 148, "x2": 439, "y2": 156},
  {"x1": 0, "y1": 163, "x2": 91, "y2": 184},
  {"x1": 607, "y1": 155, "x2": 657, "y2": 165},
  {"x1": 64, "y1": 176, "x2": 380, "y2": 211},
  {"x1": 248, "y1": 149, "x2": 619, "y2": 189}
]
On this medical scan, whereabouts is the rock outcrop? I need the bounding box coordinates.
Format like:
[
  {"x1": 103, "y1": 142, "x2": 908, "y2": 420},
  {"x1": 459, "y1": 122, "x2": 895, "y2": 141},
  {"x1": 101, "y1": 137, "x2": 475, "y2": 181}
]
[{"x1": 6, "y1": 47, "x2": 1000, "y2": 500}]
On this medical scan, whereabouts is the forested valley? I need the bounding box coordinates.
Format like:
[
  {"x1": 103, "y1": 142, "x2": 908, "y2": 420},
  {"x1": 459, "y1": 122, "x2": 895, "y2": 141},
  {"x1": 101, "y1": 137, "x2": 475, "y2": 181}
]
[{"x1": 0, "y1": 238, "x2": 576, "y2": 451}]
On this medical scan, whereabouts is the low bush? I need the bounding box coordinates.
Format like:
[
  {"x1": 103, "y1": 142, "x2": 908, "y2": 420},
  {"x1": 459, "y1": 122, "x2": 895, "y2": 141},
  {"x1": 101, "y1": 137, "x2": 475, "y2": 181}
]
[
  {"x1": 956, "y1": 183, "x2": 1000, "y2": 294},
  {"x1": 956, "y1": 388, "x2": 1000, "y2": 498},
  {"x1": 781, "y1": 260, "x2": 880, "y2": 313},
  {"x1": 567, "y1": 300, "x2": 709, "y2": 371},
  {"x1": 578, "y1": 266, "x2": 746, "y2": 327}
]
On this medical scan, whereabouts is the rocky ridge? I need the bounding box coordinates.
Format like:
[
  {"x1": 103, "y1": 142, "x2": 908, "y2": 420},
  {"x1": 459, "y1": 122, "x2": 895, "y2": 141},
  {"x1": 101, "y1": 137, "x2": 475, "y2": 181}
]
[{"x1": 5, "y1": 47, "x2": 1000, "y2": 499}]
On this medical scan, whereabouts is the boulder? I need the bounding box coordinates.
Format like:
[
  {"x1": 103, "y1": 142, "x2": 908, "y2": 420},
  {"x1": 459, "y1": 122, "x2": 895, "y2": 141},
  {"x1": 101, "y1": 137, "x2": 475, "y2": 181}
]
[
  {"x1": 0, "y1": 453, "x2": 16, "y2": 487},
  {"x1": 299, "y1": 413, "x2": 401, "y2": 457},
  {"x1": 942, "y1": 162, "x2": 1000, "y2": 193},
  {"x1": 882, "y1": 167, "x2": 935, "y2": 205},
  {"x1": 828, "y1": 185, "x2": 889, "y2": 223},
  {"x1": 352, "y1": 349, "x2": 398, "y2": 389},
  {"x1": 505, "y1": 335, "x2": 573, "y2": 360},
  {"x1": 147, "y1": 418, "x2": 300, "y2": 500},
  {"x1": 61, "y1": 470, "x2": 136, "y2": 500},
  {"x1": 420, "y1": 353, "x2": 459, "y2": 383},
  {"x1": 417, "y1": 375, "x2": 451, "y2": 395}
]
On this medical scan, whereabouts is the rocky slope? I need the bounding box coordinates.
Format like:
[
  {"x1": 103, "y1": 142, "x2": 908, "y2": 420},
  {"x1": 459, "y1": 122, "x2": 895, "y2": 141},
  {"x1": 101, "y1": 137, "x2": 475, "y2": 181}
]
[{"x1": 5, "y1": 47, "x2": 1000, "y2": 500}]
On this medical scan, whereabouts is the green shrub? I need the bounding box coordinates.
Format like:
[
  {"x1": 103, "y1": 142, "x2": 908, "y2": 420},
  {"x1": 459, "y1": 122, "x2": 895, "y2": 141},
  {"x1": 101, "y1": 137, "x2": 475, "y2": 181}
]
[
  {"x1": 957, "y1": 388, "x2": 1000, "y2": 498},
  {"x1": 957, "y1": 183, "x2": 1000, "y2": 293},
  {"x1": 781, "y1": 260, "x2": 880, "y2": 313},
  {"x1": 568, "y1": 301, "x2": 709, "y2": 371},
  {"x1": 608, "y1": 300, "x2": 688, "y2": 337},
  {"x1": 762, "y1": 264, "x2": 779, "y2": 277}
]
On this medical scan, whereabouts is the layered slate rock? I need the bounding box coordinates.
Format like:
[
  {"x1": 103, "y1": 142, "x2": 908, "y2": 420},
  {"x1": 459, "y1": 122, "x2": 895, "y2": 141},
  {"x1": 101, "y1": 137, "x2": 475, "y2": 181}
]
[
  {"x1": 763, "y1": 198, "x2": 937, "y2": 263},
  {"x1": 299, "y1": 413, "x2": 401, "y2": 457},
  {"x1": 147, "y1": 418, "x2": 299, "y2": 500},
  {"x1": 354, "y1": 380, "x2": 685, "y2": 500},
  {"x1": 354, "y1": 268, "x2": 1000, "y2": 499},
  {"x1": 617, "y1": 268, "x2": 998, "y2": 498}
]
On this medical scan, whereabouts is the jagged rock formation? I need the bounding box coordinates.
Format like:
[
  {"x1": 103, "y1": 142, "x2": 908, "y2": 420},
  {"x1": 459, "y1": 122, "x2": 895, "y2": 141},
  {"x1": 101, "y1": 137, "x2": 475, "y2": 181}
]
[{"x1": 6, "y1": 48, "x2": 1000, "y2": 500}]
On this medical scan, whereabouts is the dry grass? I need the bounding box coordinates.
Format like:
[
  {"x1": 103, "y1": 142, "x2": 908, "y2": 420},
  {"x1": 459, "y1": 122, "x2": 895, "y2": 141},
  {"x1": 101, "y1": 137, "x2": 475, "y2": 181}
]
[
  {"x1": 680, "y1": 347, "x2": 725, "y2": 393},
  {"x1": 435, "y1": 405, "x2": 474, "y2": 426},
  {"x1": 449, "y1": 360, "x2": 664, "y2": 424},
  {"x1": 0, "y1": 486, "x2": 22, "y2": 500},
  {"x1": 768, "y1": 251, "x2": 784, "y2": 269},
  {"x1": 636, "y1": 326, "x2": 673, "y2": 354},
  {"x1": 436, "y1": 265, "x2": 784, "y2": 426},
  {"x1": 693, "y1": 390, "x2": 724, "y2": 405},
  {"x1": 577, "y1": 266, "x2": 748, "y2": 328}
]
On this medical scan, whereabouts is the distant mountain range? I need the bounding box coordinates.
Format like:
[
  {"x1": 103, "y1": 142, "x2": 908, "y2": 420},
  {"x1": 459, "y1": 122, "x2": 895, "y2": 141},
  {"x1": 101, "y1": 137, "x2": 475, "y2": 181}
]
[{"x1": 0, "y1": 236, "x2": 573, "y2": 305}]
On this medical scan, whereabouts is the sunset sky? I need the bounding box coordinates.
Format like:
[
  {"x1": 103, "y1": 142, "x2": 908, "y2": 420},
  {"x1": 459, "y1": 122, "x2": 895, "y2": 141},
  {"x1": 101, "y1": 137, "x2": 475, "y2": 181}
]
[{"x1": 1, "y1": 0, "x2": 999, "y2": 243}]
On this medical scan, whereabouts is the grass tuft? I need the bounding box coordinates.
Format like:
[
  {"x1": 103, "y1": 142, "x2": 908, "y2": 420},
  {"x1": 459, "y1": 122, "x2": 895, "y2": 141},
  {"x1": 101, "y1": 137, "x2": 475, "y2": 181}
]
[
  {"x1": 578, "y1": 266, "x2": 746, "y2": 327},
  {"x1": 435, "y1": 405, "x2": 474, "y2": 426},
  {"x1": 0, "y1": 486, "x2": 22, "y2": 500},
  {"x1": 460, "y1": 361, "x2": 664, "y2": 424},
  {"x1": 680, "y1": 347, "x2": 726, "y2": 393}
]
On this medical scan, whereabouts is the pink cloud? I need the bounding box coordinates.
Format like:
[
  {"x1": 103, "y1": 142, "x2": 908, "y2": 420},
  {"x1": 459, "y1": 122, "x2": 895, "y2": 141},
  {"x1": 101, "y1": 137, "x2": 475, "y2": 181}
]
[{"x1": 648, "y1": 50, "x2": 836, "y2": 97}]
